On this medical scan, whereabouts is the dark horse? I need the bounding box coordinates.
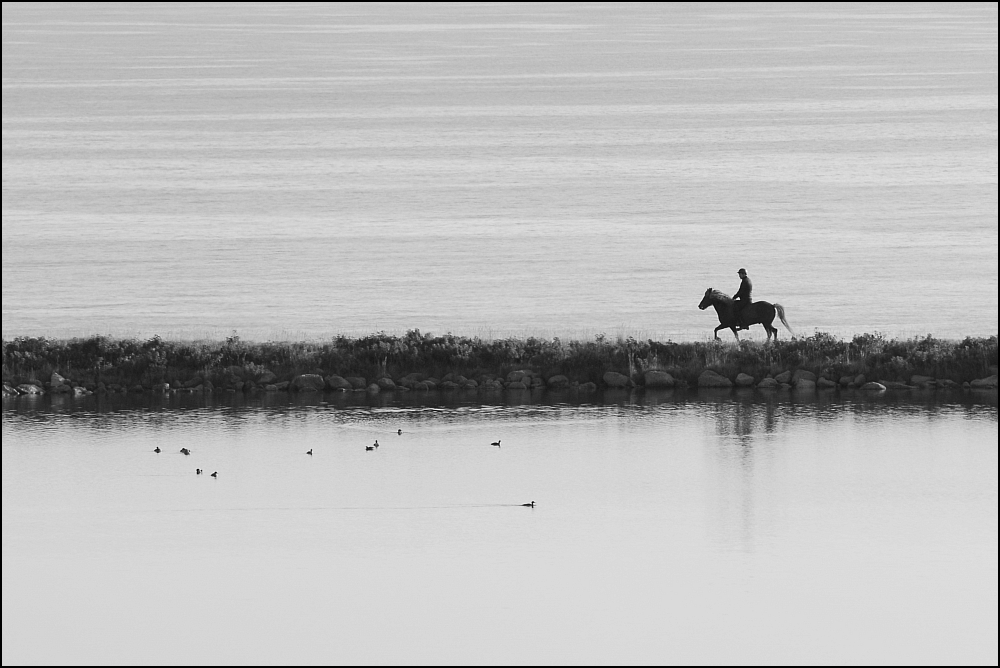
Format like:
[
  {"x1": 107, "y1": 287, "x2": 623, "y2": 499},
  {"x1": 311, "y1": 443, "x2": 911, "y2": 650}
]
[{"x1": 698, "y1": 288, "x2": 793, "y2": 341}]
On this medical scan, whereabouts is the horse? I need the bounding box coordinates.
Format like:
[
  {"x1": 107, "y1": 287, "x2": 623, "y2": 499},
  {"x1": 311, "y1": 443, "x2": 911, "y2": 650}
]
[{"x1": 698, "y1": 288, "x2": 793, "y2": 341}]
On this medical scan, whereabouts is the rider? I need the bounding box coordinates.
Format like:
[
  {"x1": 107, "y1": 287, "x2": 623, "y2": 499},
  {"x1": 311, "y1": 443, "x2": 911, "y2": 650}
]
[{"x1": 733, "y1": 267, "x2": 752, "y2": 329}]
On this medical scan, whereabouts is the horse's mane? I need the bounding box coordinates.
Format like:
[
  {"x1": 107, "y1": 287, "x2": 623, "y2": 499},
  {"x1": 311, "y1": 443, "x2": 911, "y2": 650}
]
[{"x1": 708, "y1": 289, "x2": 733, "y2": 305}]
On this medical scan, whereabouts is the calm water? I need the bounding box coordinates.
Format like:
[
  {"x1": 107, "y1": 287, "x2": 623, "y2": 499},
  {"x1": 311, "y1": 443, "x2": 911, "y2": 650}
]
[
  {"x1": 2, "y1": 391, "x2": 998, "y2": 664},
  {"x1": 2, "y1": 3, "x2": 997, "y2": 341}
]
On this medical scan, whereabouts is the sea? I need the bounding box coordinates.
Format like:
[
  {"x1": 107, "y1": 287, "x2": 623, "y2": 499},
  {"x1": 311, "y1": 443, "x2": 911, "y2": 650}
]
[
  {"x1": 2, "y1": 4, "x2": 997, "y2": 665},
  {"x1": 2, "y1": 2, "x2": 996, "y2": 342}
]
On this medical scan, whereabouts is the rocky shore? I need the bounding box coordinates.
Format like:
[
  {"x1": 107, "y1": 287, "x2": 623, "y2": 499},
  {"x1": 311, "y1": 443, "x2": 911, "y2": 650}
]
[{"x1": 3, "y1": 331, "x2": 997, "y2": 399}]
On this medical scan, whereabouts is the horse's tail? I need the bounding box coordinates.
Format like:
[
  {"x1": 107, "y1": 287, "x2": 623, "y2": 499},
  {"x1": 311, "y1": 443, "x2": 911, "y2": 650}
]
[{"x1": 774, "y1": 304, "x2": 794, "y2": 335}]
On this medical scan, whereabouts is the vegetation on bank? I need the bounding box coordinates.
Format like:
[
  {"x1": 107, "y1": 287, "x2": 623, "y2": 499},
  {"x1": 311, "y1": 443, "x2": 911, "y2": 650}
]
[{"x1": 2, "y1": 331, "x2": 997, "y2": 394}]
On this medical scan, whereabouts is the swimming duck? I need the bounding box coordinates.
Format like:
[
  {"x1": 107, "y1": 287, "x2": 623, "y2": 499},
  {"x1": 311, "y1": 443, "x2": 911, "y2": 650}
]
[
  {"x1": 196, "y1": 469, "x2": 202, "y2": 475},
  {"x1": 373, "y1": 440, "x2": 379, "y2": 449},
  {"x1": 365, "y1": 445, "x2": 375, "y2": 451},
  {"x1": 154, "y1": 447, "x2": 161, "y2": 453},
  {"x1": 521, "y1": 501, "x2": 535, "y2": 507},
  {"x1": 180, "y1": 448, "x2": 191, "y2": 455},
  {"x1": 306, "y1": 449, "x2": 313, "y2": 455},
  {"x1": 210, "y1": 471, "x2": 218, "y2": 478},
  {"x1": 397, "y1": 429, "x2": 402, "y2": 435},
  {"x1": 491, "y1": 440, "x2": 501, "y2": 448}
]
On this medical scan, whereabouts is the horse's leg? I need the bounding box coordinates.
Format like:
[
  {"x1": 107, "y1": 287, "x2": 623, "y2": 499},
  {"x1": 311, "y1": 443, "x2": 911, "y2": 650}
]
[
  {"x1": 731, "y1": 327, "x2": 740, "y2": 341},
  {"x1": 714, "y1": 324, "x2": 727, "y2": 341}
]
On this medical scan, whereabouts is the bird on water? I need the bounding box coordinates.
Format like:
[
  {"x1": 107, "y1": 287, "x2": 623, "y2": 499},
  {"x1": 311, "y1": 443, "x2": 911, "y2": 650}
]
[
  {"x1": 154, "y1": 447, "x2": 161, "y2": 453},
  {"x1": 180, "y1": 448, "x2": 191, "y2": 455},
  {"x1": 196, "y1": 469, "x2": 202, "y2": 475},
  {"x1": 365, "y1": 445, "x2": 375, "y2": 451},
  {"x1": 373, "y1": 439, "x2": 380, "y2": 449},
  {"x1": 521, "y1": 501, "x2": 535, "y2": 508},
  {"x1": 397, "y1": 429, "x2": 402, "y2": 435},
  {"x1": 306, "y1": 449, "x2": 313, "y2": 455},
  {"x1": 491, "y1": 440, "x2": 501, "y2": 448},
  {"x1": 210, "y1": 471, "x2": 218, "y2": 478}
]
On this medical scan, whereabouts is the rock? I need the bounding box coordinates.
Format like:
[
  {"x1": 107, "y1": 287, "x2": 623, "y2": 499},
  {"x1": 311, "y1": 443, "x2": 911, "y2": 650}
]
[
  {"x1": 202, "y1": 380, "x2": 214, "y2": 392},
  {"x1": 346, "y1": 376, "x2": 367, "y2": 390},
  {"x1": 400, "y1": 372, "x2": 424, "y2": 384},
  {"x1": 792, "y1": 370, "x2": 817, "y2": 385},
  {"x1": 756, "y1": 378, "x2": 779, "y2": 389},
  {"x1": 854, "y1": 374, "x2": 866, "y2": 386},
  {"x1": 880, "y1": 381, "x2": 913, "y2": 390},
  {"x1": 463, "y1": 379, "x2": 478, "y2": 389},
  {"x1": 839, "y1": 375, "x2": 854, "y2": 387},
  {"x1": 50, "y1": 372, "x2": 67, "y2": 387},
  {"x1": 817, "y1": 377, "x2": 837, "y2": 389},
  {"x1": 644, "y1": 371, "x2": 675, "y2": 388},
  {"x1": 290, "y1": 374, "x2": 325, "y2": 392},
  {"x1": 774, "y1": 370, "x2": 792, "y2": 384},
  {"x1": 910, "y1": 375, "x2": 935, "y2": 387},
  {"x1": 324, "y1": 374, "x2": 353, "y2": 391},
  {"x1": 423, "y1": 380, "x2": 437, "y2": 390},
  {"x1": 413, "y1": 381, "x2": 430, "y2": 391},
  {"x1": 72, "y1": 386, "x2": 92, "y2": 396},
  {"x1": 970, "y1": 375, "x2": 998, "y2": 389},
  {"x1": 257, "y1": 371, "x2": 277, "y2": 384},
  {"x1": 506, "y1": 370, "x2": 528, "y2": 383},
  {"x1": 531, "y1": 377, "x2": 545, "y2": 388},
  {"x1": 3, "y1": 384, "x2": 18, "y2": 397},
  {"x1": 603, "y1": 371, "x2": 629, "y2": 388},
  {"x1": 182, "y1": 376, "x2": 202, "y2": 388},
  {"x1": 272, "y1": 381, "x2": 290, "y2": 391},
  {"x1": 131, "y1": 384, "x2": 145, "y2": 393},
  {"x1": 17, "y1": 383, "x2": 44, "y2": 395},
  {"x1": 51, "y1": 384, "x2": 72, "y2": 394},
  {"x1": 860, "y1": 382, "x2": 886, "y2": 391},
  {"x1": 936, "y1": 379, "x2": 959, "y2": 389},
  {"x1": 795, "y1": 379, "x2": 816, "y2": 391},
  {"x1": 376, "y1": 377, "x2": 396, "y2": 391},
  {"x1": 734, "y1": 373, "x2": 754, "y2": 388},
  {"x1": 453, "y1": 375, "x2": 468, "y2": 385},
  {"x1": 698, "y1": 370, "x2": 732, "y2": 388},
  {"x1": 547, "y1": 374, "x2": 570, "y2": 388},
  {"x1": 366, "y1": 383, "x2": 380, "y2": 394},
  {"x1": 505, "y1": 381, "x2": 527, "y2": 390},
  {"x1": 233, "y1": 381, "x2": 244, "y2": 392},
  {"x1": 578, "y1": 381, "x2": 597, "y2": 392}
]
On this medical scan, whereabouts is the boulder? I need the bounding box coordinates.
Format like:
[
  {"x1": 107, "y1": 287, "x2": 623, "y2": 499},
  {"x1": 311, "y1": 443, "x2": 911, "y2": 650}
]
[
  {"x1": 325, "y1": 375, "x2": 353, "y2": 391},
  {"x1": 346, "y1": 377, "x2": 367, "y2": 390},
  {"x1": 203, "y1": 380, "x2": 214, "y2": 392},
  {"x1": 376, "y1": 377, "x2": 396, "y2": 391},
  {"x1": 792, "y1": 370, "x2": 817, "y2": 385},
  {"x1": 970, "y1": 375, "x2": 998, "y2": 389},
  {"x1": 423, "y1": 380, "x2": 437, "y2": 390},
  {"x1": 578, "y1": 382, "x2": 597, "y2": 392},
  {"x1": 17, "y1": 383, "x2": 44, "y2": 395},
  {"x1": 290, "y1": 374, "x2": 325, "y2": 392},
  {"x1": 698, "y1": 370, "x2": 732, "y2": 388},
  {"x1": 531, "y1": 377, "x2": 545, "y2": 388},
  {"x1": 440, "y1": 381, "x2": 459, "y2": 390},
  {"x1": 795, "y1": 379, "x2": 816, "y2": 391},
  {"x1": 910, "y1": 375, "x2": 935, "y2": 387},
  {"x1": 603, "y1": 371, "x2": 629, "y2": 388},
  {"x1": 734, "y1": 373, "x2": 754, "y2": 388},
  {"x1": 854, "y1": 374, "x2": 866, "y2": 387},
  {"x1": 774, "y1": 370, "x2": 792, "y2": 384},
  {"x1": 3, "y1": 384, "x2": 18, "y2": 397},
  {"x1": 453, "y1": 375, "x2": 468, "y2": 385},
  {"x1": 756, "y1": 378, "x2": 779, "y2": 389},
  {"x1": 413, "y1": 381, "x2": 430, "y2": 391},
  {"x1": 51, "y1": 384, "x2": 72, "y2": 394},
  {"x1": 463, "y1": 379, "x2": 479, "y2": 389},
  {"x1": 547, "y1": 375, "x2": 570, "y2": 388},
  {"x1": 506, "y1": 381, "x2": 527, "y2": 390},
  {"x1": 257, "y1": 371, "x2": 277, "y2": 384},
  {"x1": 400, "y1": 372, "x2": 425, "y2": 384},
  {"x1": 859, "y1": 382, "x2": 886, "y2": 392},
  {"x1": 183, "y1": 376, "x2": 203, "y2": 388},
  {"x1": 506, "y1": 370, "x2": 528, "y2": 383},
  {"x1": 817, "y1": 377, "x2": 837, "y2": 389},
  {"x1": 936, "y1": 379, "x2": 959, "y2": 389},
  {"x1": 272, "y1": 381, "x2": 290, "y2": 391},
  {"x1": 644, "y1": 371, "x2": 675, "y2": 388},
  {"x1": 72, "y1": 386, "x2": 92, "y2": 396},
  {"x1": 50, "y1": 372, "x2": 67, "y2": 387},
  {"x1": 839, "y1": 375, "x2": 854, "y2": 387},
  {"x1": 366, "y1": 383, "x2": 381, "y2": 394}
]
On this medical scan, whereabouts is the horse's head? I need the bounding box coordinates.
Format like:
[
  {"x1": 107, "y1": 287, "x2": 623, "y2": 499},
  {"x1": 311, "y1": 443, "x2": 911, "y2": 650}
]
[{"x1": 698, "y1": 288, "x2": 713, "y2": 310}]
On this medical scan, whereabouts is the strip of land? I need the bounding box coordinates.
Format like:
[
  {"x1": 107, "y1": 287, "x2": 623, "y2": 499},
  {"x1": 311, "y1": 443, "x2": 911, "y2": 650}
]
[{"x1": 2, "y1": 332, "x2": 997, "y2": 397}]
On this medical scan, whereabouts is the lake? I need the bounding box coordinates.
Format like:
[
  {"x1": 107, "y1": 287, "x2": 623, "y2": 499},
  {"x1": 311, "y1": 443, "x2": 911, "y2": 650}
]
[
  {"x1": 3, "y1": 390, "x2": 997, "y2": 664},
  {"x1": 2, "y1": 3, "x2": 997, "y2": 342}
]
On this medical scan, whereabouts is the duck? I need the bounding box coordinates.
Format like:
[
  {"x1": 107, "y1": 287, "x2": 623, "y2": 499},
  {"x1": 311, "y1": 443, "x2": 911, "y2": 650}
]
[
  {"x1": 365, "y1": 445, "x2": 375, "y2": 451},
  {"x1": 521, "y1": 501, "x2": 535, "y2": 508},
  {"x1": 373, "y1": 440, "x2": 379, "y2": 449},
  {"x1": 210, "y1": 471, "x2": 218, "y2": 478},
  {"x1": 154, "y1": 447, "x2": 161, "y2": 453},
  {"x1": 180, "y1": 448, "x2": 191, "y2": 455},
  {"x1": 491, "y1": 440, "x2": 501, "y2": 448},
  {"x1": 397, "y1": 429, "x2": 402, "y2": 435},
  {"x1": 196, "y1": 469, "x2": 202, "y2": 475},
  {"x1": 306, "y1": 449, "x2": 313, "y2": 455}
]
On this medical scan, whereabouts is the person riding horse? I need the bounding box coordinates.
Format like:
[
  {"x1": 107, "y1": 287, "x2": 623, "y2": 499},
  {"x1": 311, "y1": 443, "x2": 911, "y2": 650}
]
[{"x1": 733, "y1": 268, "x2": 752, "y2": 329}]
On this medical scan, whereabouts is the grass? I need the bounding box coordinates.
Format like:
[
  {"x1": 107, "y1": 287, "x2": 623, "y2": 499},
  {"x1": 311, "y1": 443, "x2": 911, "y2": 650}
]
[{"x1": 2, "y1": 331, "x2": 997, "y2": 390}]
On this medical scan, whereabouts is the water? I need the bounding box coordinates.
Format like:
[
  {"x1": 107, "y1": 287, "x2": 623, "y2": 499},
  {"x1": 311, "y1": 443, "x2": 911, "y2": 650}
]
[
  {"x1": 3, "y1": 391, "x2": 998, "y2": 664},
  {"x1": 2, "y1": 3, "x2": 997, "y2": 341}
]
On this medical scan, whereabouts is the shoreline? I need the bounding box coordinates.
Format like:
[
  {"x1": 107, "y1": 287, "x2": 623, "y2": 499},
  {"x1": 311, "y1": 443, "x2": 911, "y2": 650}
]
[{"x1": 3, "y1": 332, "x2": 997, "y2": 398}]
